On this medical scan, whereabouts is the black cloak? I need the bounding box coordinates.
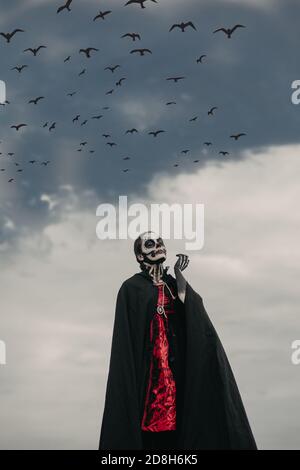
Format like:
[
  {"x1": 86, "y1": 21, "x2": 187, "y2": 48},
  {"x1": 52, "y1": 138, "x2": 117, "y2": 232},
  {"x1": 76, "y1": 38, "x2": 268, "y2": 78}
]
[{"x1": 99, "y1": 270, "x2": 257, "y2": 450}]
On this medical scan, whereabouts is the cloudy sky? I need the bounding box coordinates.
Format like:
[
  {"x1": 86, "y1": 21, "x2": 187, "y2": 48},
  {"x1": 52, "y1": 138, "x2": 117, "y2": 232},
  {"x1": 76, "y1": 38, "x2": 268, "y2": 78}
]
[{"x1": 1, "y1": 0, "x2": 300, "y2": 450}]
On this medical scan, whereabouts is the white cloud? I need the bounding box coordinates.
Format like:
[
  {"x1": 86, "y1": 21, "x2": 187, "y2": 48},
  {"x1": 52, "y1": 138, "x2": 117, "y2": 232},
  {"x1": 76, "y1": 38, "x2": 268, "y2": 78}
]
[{"x1": 1, "y1": 143, "x2": 300, "y2": 449}]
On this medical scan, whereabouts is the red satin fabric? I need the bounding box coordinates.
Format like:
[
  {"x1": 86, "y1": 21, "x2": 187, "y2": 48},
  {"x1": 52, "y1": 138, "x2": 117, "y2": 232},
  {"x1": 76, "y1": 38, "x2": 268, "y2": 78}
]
[{"x1": 141, "y1": 283, "x2": 176, "y2": 432}]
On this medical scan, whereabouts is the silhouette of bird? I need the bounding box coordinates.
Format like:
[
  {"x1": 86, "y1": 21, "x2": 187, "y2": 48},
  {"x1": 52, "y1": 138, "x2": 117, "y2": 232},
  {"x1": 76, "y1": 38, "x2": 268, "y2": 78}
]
[
  {"x1": 197, "y1": 55, "x2": 206, "y2": 63},
  {"x1": 169, "y1": 22, "x2": 196, "y2": 32},
  {"x1": 8, "y1": 178, "x2": 14, "y2": 182},
  {"x1": 80, "y1": 142, "x2": 88, "y2": 146},
  {"x1": 130, "y1": 48, "x2": 152, "y2": 56},
  {"x1": 219, "y1": 151, "x2": 229, "y2": 156},
  {"x1": 57, "y1": 0, "x2": 73, "y2": 14},
  {"x1": 148, "y1": 130, "x2": 165, "y2": 137},
  {"x1": 174, "y1": 164, "x2": 179, "y2": 167},
  {"x1": 213, "y1": 25, "x2": 246, "y2": 38},
  {"x1": 106, "y1": 89, "x2": 114, "y2": 95},
  {"x1": 230, "y1": 133, "x2": 246, "y2": 140},
  {"x1": 105, "y1": 65, "x2": 120, "y2": 73},
  {"x1": 125, "y1": 0, "x2": 157, "y2": 8},
  {"x1": 166, "y1": 76, "x2": 185, "y2": 83},
  {"x1": 102, "y1": 107, "x2": 110, "y2": 110},
  {"x1": 125, "y1": 128, "x2": 138, "y2": 134},
  {"x1": 123, "y1": 156, "x2": 131, "y2": 160},
  {"x1": 28, "y1": 96, "x2": 44, "y2": 105},
  {"x1": 193, "y1": 160, "x2": 199, "y2": 163},
  {"x1": 0, "y1": 29, "x2": 24, "y2": 43},
  {"x1": 204, "y1": 142, "x2": 212, "y2": 146},
  {"x1": 24, "y1": 46, "x2": 46, "y2": 56},
  {"x1": 181, "y1": 150, "x2": 190, "y2": 154},
  {"x1": 64, "y1": 56, "x2": 71, "y2": 62},
  {"x1": 11, "y1": 123, "x2": 27, "y2": 131},
  {"x1": 123, "y1": 169, "x2": 130, "y2": 172},
  {"x1": 79, "y1": 47, "x2": 99, "y2": 58},
  {"x1": 93, "y1": 11, "x2": 112, "y2": 21},
  {"x1": 41, "y1": 161, "x2": 50, "y2": 166},
  {"x1": 102, "y1": 134, "x2": 111, "y2": 138},
  {"x1": 67, "y1": 91, "x2": 76, "y2": 97},
  {"x1": 189, "y1": 116, "x2": 198, "y2": 122},
  {"x1": 81, "y1": 120, "x2": 88, "y2": 126},
  {"x1": 11, "y1": 65, "x2": 28, "y2": 73},
  {"x1": 166, "y1": 101, "x2": 176, "y2": 105},
  {"x1": 116, "y1": 78, "x2": 126, "y2": 86},
  {"x1": 208, "y1": 106, "x2": 218, "y2": 116},
  {"x1": 106, "y1": 142, "x2": 117, "y2": 147},
  {"x1": 29, "y1": 160, "x2": 36, "y2": 164},
  {"x1": 72, "y1": 115, "x2": 80, "y2": 123},
  {"x1": 43, "y1": 122, "x2": 48, "y2": 128},
  {"x1": 49, "y1": 122, "x2": 56, "y2": 131},
  {"x1": 92, "y1": 115, "x2": 103, "y2": 119},
  {"x1": 121, "y1": 32, "x2": 141, "y2": 41},
  {"x1": 78, "y1": 69, "x2": 86, "y2": 76}
]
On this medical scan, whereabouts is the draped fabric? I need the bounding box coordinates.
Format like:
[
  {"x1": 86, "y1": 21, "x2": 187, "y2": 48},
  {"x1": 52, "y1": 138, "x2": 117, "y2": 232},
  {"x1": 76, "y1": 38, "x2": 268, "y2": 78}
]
[{"x1": 141, "y1": 283, "x2": 176, "y2": 432}]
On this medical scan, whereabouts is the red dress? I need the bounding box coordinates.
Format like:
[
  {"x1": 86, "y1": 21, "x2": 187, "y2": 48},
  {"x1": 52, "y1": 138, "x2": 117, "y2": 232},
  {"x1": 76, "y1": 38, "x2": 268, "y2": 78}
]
[{"x1": 141, "y1": 283, "x2": 176, "y2": 432}]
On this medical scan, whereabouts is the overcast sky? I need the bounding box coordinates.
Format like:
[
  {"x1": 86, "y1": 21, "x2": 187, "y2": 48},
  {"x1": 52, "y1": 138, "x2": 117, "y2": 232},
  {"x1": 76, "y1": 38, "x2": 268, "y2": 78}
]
[{"x1": 1, "y1": 0, "x2": 300, "y2": 450}]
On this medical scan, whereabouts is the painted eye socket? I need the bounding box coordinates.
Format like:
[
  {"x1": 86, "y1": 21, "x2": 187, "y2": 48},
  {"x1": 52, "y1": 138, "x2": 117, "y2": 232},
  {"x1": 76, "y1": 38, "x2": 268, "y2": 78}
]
[{"x1": 144, "y1": 239, "x2": 155, "y2": 249}]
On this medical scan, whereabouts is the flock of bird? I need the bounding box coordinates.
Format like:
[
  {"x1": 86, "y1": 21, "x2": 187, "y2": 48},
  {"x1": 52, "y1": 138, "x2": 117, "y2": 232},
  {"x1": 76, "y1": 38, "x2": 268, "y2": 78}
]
[{"x1": 0, "y1": 0, "x2": 247, "y2": 184}]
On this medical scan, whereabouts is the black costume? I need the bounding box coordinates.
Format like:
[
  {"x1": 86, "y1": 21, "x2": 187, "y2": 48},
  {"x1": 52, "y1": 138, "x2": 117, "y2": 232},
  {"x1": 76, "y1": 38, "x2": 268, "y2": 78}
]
[{"x1": 99, "y1": 269, "x2": 257, "y2": 450}]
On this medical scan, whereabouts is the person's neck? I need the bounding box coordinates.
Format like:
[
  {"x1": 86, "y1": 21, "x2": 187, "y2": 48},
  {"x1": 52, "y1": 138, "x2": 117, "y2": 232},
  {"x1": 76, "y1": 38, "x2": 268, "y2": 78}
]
[{"x1": 144, "y1": 262, "x2": 164, "y2": 284}]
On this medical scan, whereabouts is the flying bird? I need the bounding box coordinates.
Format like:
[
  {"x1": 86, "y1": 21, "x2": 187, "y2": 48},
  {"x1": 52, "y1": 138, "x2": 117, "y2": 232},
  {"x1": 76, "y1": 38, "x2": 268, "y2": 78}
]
[
  {"x1": 72, "y1": 115, "x2": 80, "y2": 123},
  {"x1": 106, "y1": 142, "x2": 117, "y2": 147},
  {"x1": 78, "y1": 69, "x2": 86, "y2": 76},
  {"x1": 64, "y1": 56, "x2": 71, "y2": 62},
  {"x1": 197, "y1": 55, "x2": 206, "y2": 63},
  {"x1": 148, "y1": 130, "x2": 165, "y2": 137},
  {"x1": 219, "y1": 151, "x2": 229, "y2": 156},
  {"x1": 67, "y1": 91, "x2": 76, "y2": 97},
  {"x1": 106, "y1": 89, "x2": 114, "y2": 95},
  {"x1": 181, "y1": 150, "x2": 190, "y2": 154},
  {"x1": 102, "y1": 134, "x2": 111, "y2": 138},
  {"x1": 130, "y1": 48, "x2": 152, "y2": 56},
  {"x1": 213, "y1": 24, "x2": 246, "y2": 38},
  {"x1": 93, "y1": 11, "x2": 112, "y2": 21},
  {"x1": 121, "y1": 32, "x2": 141, "y2": 41},
  {"x1": 11, "y1": 65, "x2": 28, "y2": 73},
  {"x1": 125, "y1": 128, "x2": 138, "y2": 134},
  {"x1": 166, "y1": 101, "x2": 176, "y2": 105},
  {"x1": 123, "y1": 156, "x2": 131, "y2": 160},
  {"x1": 166, "y1": 76, "x2": 185, "y2": 83},
  {"x1": 8, "y1": 178, "x2": 14, "y2": 183},
  {"x1": 81, "y1": 120, "x2": 88, "y2": 126},
  {"x1": 208, "y1": 106, "x2": 218, "y2": 116},
  {"x1": 11, "y1": 123, "x2": 27, "y2": 131},
  {"x1": 92, "y1": 115, "x2": 103, "y2": 119},
  {"x1": 28, "y1": 96, "x2": 45, "y2": 105},
  {"x1": 204, "y1": 142, "x2": 212, "y2": 146},
  {"x1": 105, "y1": 65, "x2": 120, "y2": 73},
  {"x1": 49, "y1": 122, "x2": 56, "y2": 131},
  {"x1": 123, "y1": 169, "x2": 130, "y2": 172},
  {"x1": 80, "y1": 142, "x2": 87, "y2": 146},
  {"x1": 169, "y1": 22, "x2": 196, "y2": 32},
  {"x1": 0, "y1": 29, "x2": 24, "y2": 43},
  {"x1": 57, "y1": 0, "x2": 73, "y2": 14},
  {"x1": 125, "y1": 0, "x2": 157, "y2": 8},
  {"x1": 116, "y1": 78, "x2": 126, "y2": 86},
  {"x1": 230, "y1": 133, "x2": 246, "y2": 140},
  {"x1": 41, "y1": 161, "x2": 50, "y2": 166},
  {"x1": 79, "y1": 47, "x2": 99, "y2": 58},
  {"x1": 189, "y1": 116, "x2": 198, "y2": 122},
  {"x1": 24, "y1": 46, "x2": 47, "y2": 56}
]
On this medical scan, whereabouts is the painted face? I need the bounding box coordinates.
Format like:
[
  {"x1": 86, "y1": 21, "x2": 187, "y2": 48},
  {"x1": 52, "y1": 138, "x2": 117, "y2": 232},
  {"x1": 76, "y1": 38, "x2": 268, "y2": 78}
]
[{"x1": 139, "y1": 231, "x2": 167, "y2": 265}]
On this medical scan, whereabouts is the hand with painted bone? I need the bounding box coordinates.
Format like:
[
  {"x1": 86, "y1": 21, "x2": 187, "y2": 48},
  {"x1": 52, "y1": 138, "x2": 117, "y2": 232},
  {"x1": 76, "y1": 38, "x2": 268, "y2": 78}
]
[{"x1": 174, "y1": 253, "x2": 189, "y2": 303}]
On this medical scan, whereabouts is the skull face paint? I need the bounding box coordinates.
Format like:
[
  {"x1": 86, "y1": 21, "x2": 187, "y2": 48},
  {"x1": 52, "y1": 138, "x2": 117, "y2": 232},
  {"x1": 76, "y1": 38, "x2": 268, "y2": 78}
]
[{"x1": 137, "y1": 231, "x2": 167, "y2": 265}]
